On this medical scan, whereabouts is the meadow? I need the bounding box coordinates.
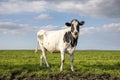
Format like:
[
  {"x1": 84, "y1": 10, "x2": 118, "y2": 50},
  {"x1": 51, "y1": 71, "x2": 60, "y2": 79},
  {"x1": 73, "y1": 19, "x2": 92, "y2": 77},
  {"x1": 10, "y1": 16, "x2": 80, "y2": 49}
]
[{"x1": 0, "y1": 50, "x2": 120, "y2": 80}]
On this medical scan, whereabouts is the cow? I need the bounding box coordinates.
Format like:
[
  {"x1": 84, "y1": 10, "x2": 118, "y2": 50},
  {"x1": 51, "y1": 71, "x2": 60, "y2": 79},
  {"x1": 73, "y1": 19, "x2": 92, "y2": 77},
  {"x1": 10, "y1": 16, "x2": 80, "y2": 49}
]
[{"x1": 35, "y1": 19, "x2": 84, "y2": 71}]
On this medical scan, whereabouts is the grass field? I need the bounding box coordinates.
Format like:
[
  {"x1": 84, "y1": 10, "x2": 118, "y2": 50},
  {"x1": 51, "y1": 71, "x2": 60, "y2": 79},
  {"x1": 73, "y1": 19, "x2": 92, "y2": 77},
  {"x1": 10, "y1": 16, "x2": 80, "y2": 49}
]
[{"x1": 0, "y1": 50, "x2": 120, "y2": 80}]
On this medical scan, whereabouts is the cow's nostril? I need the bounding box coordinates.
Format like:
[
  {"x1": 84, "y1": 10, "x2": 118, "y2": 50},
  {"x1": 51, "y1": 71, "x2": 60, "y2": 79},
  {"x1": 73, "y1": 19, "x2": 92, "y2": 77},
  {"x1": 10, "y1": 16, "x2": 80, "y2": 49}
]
[{"x1": 74, "y1": 32, "x2": 78, "y2": 35}]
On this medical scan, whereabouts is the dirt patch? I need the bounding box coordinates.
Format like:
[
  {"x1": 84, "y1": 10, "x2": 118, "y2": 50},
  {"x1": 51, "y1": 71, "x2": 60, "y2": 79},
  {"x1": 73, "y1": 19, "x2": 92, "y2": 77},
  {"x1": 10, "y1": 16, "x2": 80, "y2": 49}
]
[{"x1": 1, "y1": 72, "x2": 120, "y2": 80}]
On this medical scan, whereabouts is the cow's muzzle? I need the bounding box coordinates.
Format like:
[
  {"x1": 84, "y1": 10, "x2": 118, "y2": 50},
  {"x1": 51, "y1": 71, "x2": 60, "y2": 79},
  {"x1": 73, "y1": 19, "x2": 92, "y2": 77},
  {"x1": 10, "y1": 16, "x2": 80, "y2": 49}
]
[{"x1": 74, "y1": 32, "x2": 78, "y2": 35}]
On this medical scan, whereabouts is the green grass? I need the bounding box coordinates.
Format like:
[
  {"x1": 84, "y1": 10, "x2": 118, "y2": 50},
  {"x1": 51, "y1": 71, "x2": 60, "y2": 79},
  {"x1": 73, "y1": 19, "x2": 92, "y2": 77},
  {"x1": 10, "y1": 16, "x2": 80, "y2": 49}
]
[{"x1": 0, "y1": 50, "x2": 120, "y2": 79}]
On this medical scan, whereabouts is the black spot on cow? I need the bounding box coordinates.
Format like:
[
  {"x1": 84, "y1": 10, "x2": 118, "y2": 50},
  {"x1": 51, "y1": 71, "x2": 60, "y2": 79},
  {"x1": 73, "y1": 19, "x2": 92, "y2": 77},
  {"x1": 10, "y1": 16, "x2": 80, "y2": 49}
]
[{"x1": 63, "y1": 31, "x2": 78, "y2": 47}]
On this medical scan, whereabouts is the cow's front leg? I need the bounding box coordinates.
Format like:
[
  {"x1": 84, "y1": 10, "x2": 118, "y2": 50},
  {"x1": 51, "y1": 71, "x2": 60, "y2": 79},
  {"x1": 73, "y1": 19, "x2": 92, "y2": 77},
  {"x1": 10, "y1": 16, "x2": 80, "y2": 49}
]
[
  {"x1": 70, "y1": 54, "x2": 74, "y2": 71},
  {"x1": 60, "y1": 51, "x2": 65, "y2": 71},
  {"x1": 67, "y1": 47, "x2": 75, "y2": 71}
]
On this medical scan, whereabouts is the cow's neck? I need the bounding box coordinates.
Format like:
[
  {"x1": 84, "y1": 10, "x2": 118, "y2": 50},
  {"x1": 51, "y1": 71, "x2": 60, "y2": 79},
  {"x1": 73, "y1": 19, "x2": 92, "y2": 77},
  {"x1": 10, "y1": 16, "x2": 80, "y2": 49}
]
[{"x1": 63, "y1": 31, "x2": 78, "y2": 47}]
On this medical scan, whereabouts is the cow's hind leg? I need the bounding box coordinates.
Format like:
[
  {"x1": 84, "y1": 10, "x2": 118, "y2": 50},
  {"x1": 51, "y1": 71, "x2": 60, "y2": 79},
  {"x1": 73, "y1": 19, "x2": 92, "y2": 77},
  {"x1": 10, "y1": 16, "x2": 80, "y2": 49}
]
[
  {"x1": 40, "y1": 54, "x2": 43, "y2": 66},
  {"x1": 39, "y1": 43, "x2": 50, "y2": 68}
]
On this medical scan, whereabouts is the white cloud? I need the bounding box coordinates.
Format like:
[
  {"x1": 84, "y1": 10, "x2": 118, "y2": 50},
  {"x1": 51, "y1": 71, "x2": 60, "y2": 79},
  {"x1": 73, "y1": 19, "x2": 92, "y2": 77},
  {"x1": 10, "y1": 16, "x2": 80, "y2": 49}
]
[
  {"x1": 38, "y1": 25, "x2": 61, "y2": 31},
  {"x1": 0, "y1": 1, "x2": 46, "y2": 14},
  {"x1": 0, "y1": 21, "x2": 37, "y2": 34},
  {"x1": 80, "y1": 27, "x2": 98, "y2": 35},
  {"x1": 51, "y1": 0, "x2": 120, "y2": 19},
  {"x1": 0, "y1": 21, "x2": 62, "y2": 35},
  {"x1": 0, "y1": 0, "x2": 120, "y2": 19},
  {"x1": 102, "y1": 23, "x2": 120, "y2": 32},
  {"x1": 80, "y1": 23, "x2": 120, "y2": 35},
  {"x1": 35, "y1": 14, "x2": 53, "y2": 20}
]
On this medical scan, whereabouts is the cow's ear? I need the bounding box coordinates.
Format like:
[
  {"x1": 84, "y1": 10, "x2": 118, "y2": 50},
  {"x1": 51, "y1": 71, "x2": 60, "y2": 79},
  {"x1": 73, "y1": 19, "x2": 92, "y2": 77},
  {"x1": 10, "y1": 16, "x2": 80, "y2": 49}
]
[
  {"x1": 79, "y1": 21, "x2": 85, "y2": 25},
  {"x1": 65, "y1": 22, "x2": 71, "y2": 27}
]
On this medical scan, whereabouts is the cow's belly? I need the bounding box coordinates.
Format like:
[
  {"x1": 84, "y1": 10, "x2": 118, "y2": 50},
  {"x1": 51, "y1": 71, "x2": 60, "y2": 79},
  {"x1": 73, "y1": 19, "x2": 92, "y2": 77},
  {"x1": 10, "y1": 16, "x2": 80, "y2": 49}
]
[
  {"x1": 43, "y1": 41, "x2": 60, "y2": 53},
  {"x1": 44, "y1": 45, "x2": 60, "y2": 53}
]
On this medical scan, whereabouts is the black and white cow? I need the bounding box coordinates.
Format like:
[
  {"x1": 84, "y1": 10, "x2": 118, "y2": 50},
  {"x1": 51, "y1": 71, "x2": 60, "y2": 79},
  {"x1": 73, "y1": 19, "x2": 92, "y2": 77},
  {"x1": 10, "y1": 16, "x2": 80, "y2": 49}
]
[{"x1": 35, "y1": 19, "x2": 84, "y2": 71}]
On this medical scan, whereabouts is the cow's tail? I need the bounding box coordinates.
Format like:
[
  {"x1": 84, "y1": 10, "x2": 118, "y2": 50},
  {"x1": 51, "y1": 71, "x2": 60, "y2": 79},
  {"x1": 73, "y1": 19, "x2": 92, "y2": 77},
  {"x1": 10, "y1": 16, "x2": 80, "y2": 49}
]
[{"x1": 35, "y1": 38, "x2": 39, "y2": 53}]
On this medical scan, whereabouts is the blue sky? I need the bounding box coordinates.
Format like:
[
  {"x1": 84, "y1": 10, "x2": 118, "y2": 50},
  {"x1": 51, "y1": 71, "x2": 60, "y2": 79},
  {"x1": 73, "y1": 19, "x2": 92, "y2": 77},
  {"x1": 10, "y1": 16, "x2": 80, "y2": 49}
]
[{"x1": 0, "y1": 0, "x2": 120, "y2": 50}]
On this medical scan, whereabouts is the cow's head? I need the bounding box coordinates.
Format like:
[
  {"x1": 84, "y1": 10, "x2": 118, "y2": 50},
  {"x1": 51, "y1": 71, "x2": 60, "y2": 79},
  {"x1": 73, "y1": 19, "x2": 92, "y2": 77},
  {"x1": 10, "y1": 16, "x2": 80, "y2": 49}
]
[{"x1": 65, "y1": 19, "x2": 84, "y2": 38}]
